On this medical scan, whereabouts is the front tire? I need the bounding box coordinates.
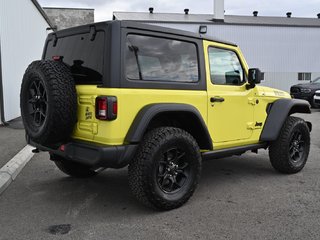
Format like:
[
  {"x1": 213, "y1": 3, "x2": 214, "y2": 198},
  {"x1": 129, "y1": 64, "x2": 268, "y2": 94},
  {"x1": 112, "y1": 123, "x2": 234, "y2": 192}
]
[
  {"x1": 269, "y1": 116, "x2": 310, "y2": 174},
  {"x1": 128, "y1": 127, "x2": 202, "y2": 210}
]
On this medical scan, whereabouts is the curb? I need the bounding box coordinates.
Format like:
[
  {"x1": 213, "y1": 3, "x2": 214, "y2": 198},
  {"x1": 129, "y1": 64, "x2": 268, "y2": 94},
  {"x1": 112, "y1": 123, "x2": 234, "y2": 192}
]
[{"x1": 0, "y1": 145, "x2": 34, "y2": 195}]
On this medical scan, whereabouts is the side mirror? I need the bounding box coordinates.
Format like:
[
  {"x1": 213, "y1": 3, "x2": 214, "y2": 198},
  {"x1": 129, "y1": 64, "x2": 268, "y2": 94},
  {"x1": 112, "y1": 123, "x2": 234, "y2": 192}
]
[{"x1": 247, "y1": 68, "x2": 264, "y2": 89}]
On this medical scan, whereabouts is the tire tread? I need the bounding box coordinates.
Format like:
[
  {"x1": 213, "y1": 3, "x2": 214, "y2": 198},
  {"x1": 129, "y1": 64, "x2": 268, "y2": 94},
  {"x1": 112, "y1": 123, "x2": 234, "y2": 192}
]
[
  {"x1": 269, "y1": 116, "x2": 310, "y2": 174},
  {"x1": 128, "y1": 127, "x2": 202, "y2": 210}
]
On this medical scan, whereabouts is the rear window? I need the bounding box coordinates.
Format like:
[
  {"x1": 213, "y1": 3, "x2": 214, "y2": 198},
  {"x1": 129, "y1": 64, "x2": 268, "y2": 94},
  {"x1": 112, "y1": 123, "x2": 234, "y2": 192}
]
[
  {"x1": 125, "y1": 34, "x2": 199, "y2": 83},
  {"x1": 45, "y1": 31, "x2": 105, "y2": 84}
]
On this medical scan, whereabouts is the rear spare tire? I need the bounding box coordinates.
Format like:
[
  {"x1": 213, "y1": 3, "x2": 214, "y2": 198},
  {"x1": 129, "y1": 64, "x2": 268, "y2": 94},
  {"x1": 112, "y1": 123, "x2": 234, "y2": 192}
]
[{"x1": 20, "y1": 60, "x2": 77, "y2": 145}]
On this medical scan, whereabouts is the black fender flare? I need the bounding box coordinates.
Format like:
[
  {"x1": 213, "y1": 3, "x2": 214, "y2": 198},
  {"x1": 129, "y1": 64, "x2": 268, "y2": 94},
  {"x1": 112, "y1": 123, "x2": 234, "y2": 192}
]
[
  {"x1": 260, "y1": 98, "x2": 311, "y2": 142},
  {"x1": 124, "y1": 103, "x2": 213, "y2": 150}
]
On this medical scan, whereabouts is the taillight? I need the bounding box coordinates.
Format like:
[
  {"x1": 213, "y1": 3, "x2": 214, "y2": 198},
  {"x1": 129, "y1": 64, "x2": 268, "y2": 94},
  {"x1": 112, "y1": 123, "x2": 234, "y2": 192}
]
[
  {"x1": 59, "y1": 145, "x2": 65, "y2": 152},
  {"x1": 52, "y1": 55, "x2": 63, "y2": 61},
  {"x1": 95, "y1": 96, "x2": 117, "y2": 120},
  {"x1": 97, "y1": 98, "x2": 107, "y2": 119},
  {"x1": 113, "y1": 102, "x2": 117, "y2": 115}
]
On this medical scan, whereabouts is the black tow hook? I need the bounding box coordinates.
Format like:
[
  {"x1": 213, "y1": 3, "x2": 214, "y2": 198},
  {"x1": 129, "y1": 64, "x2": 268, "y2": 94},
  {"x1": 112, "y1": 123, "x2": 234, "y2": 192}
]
[{"x1": 32, "y1": 148, "x2": 40, "y2": 153}]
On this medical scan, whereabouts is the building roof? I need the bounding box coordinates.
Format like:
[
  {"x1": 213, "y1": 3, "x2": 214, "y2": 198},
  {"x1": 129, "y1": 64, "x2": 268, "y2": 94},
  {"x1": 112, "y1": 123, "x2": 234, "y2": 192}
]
[
  {"x1": 30, "y1": 0, "x2": 55, "y2": 29},
  {"x1": 43, "y1": 7, "x2": 95, "y2": 11},
  {"x1": 113, "y1": 12, "x2": 320, "y2": 28}
]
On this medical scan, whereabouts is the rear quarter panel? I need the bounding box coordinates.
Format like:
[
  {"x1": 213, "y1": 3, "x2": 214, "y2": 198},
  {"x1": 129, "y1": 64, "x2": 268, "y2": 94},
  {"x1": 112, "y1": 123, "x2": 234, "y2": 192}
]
[{"x1": 73, "y1": 85, "x2": 207, "y2": 145}]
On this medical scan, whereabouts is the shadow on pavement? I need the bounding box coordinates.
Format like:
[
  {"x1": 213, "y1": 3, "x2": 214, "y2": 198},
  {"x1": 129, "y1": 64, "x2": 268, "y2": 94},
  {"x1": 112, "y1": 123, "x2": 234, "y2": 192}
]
[{"x1": 32, "y1": 151, "x2": 278, "y2": 216}]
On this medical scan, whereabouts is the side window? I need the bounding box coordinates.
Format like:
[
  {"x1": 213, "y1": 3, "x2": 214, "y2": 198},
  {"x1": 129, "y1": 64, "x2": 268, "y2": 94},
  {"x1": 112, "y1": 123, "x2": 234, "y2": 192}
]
[
  {"x1": 125, "y1": 34, "x2": 199, "y2": 83},
  {"x1": 208, "y1": 47, "x2": 245, "y2": 85}
]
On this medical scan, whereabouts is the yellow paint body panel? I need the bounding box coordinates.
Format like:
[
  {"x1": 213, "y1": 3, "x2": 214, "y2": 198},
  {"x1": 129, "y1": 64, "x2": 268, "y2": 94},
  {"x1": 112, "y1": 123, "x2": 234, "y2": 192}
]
[
  {"x1": 203, "y1": 40, "x2": 290, "y2": 150},
  {"x1": 72, "y1": 40, "x2": 290, "y2": 151},
  {"x1": 73, "y1": 86, "x2": 207, "y2": 145}
]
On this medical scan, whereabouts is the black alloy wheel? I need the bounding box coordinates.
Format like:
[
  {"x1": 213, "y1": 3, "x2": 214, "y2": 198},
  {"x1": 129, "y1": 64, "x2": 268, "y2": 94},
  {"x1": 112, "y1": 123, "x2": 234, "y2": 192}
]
[
  {"x1": 289, "y1": 130, "x2": 306, "y2": 164},
  {"x1": 27, "y1": 79, "x2": 48, "y2": 128},
  {"x1": 156, "y1": 147, "x2": 191, "y2": 194}
]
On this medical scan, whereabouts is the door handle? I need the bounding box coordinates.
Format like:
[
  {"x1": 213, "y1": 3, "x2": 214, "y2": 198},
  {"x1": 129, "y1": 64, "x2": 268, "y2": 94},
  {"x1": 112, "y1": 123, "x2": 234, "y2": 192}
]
[{"x1": 210, "y1": 97, "x2": 225, "y2": 103}]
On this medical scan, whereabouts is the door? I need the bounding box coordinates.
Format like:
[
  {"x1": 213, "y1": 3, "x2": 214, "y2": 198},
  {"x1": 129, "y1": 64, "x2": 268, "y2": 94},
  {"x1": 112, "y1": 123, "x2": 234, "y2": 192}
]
[{"x1": 206, "y1": 45, "x2": 255, "y2": 144}]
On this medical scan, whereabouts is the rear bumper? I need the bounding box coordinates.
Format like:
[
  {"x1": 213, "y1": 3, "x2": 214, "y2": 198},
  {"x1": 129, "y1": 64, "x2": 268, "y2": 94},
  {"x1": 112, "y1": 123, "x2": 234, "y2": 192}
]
[
  {"x1": 314, "y1": 97, "x2": 320, "y2": 108},
  {"x1": 29, "y1": 139, "x2": 138, "y2": 169}
]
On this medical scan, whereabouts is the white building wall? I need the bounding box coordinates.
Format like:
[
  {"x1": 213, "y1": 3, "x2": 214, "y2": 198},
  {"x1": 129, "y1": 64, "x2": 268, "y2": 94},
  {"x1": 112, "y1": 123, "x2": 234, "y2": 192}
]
[
  {"x1": 148, "y1": 22, "x2": 320, "y2": 92},
  {"x1": 0, "y1": 0, "x2": 49, "y2": 123},
  {"x1": 262, "y1": 72, "x2": 320, "y2": 91}
]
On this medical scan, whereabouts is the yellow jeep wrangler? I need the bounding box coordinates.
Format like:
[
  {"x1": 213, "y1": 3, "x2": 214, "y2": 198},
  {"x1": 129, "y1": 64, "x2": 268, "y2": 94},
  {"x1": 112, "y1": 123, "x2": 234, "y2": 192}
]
[{"x1": 20, "y1": 21, "x2": 312, "y2": 210}]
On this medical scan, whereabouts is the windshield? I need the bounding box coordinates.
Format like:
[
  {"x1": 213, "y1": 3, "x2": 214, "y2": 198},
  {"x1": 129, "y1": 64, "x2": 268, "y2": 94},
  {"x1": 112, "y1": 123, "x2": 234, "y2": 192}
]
[{"x1": 312, "y1": 77, "x2": 320, "y2": 83}]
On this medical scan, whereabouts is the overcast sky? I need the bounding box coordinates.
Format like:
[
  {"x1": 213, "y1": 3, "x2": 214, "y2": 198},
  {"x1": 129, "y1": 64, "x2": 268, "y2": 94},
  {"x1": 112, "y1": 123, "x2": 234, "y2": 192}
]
[{"x1": 38, "y1": 0, "x2": 320, "y2": 22}]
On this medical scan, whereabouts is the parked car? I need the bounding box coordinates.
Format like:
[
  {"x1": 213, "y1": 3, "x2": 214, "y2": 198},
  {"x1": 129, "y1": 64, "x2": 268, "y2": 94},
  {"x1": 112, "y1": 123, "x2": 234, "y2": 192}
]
[
  {"x1": 314, "y1": 90, "x2": 320, "y2": 108},
  {"x1": 20, "y1": 21, "x2": 312, "y2": 210},
  {"x1": 290, "y1": 77, "x2": 320, "y2": 107}
]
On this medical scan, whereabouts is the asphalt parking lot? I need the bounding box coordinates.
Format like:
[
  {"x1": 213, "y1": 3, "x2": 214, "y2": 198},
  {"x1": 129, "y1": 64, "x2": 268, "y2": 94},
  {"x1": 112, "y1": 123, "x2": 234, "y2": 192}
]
[{"x1": 0, "y1": 110, "x2": 319, "y2": 240}]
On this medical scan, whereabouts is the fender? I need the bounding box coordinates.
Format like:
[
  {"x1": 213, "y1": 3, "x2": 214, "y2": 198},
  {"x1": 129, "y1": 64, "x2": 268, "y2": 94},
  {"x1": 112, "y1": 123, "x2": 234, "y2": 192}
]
[
  {"x1": 260, "y1": 98, "x2": 311, "y2": 142},
  {"x1": 125, "y1": 103, "x2": 213, "y2": 150}
]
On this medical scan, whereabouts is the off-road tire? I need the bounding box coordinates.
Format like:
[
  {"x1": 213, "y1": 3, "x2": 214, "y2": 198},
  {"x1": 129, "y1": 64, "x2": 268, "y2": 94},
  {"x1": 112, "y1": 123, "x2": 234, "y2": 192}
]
[
  {"x1": 20, "y1": 60, "x2": 77, "y2": 145},
  {"x1": 128, "y1": 127, "x2": 202, "y2": 210},
  {"x1": 269, "y1": 116, "x2": 310, "y2": 174},
  {"x1": 51, "y1": 154, "x2": 97, "y2": 178}
]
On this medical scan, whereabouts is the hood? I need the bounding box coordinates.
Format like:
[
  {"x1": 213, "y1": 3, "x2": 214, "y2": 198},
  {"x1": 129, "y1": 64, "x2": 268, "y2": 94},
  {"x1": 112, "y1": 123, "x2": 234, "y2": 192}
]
[
  {"x1": 256, "y1": 86, "x2": 291, "y2": 98},
  {"x1": 291, "y1": 82, "x2": 320, "y2": 90}
]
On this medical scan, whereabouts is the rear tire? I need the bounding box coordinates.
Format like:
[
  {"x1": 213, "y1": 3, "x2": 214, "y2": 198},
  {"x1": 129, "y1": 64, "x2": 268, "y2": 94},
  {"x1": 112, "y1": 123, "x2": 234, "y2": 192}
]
[
  {"x1": 269, "y1": 116, "x2": 310, "y2": 174},
  {"x1": 51, "y1": 154, "x2": 97, "y2": 178},
  {"x1": 128, "y1": 127, "x2": 202, "y2": 210}
]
